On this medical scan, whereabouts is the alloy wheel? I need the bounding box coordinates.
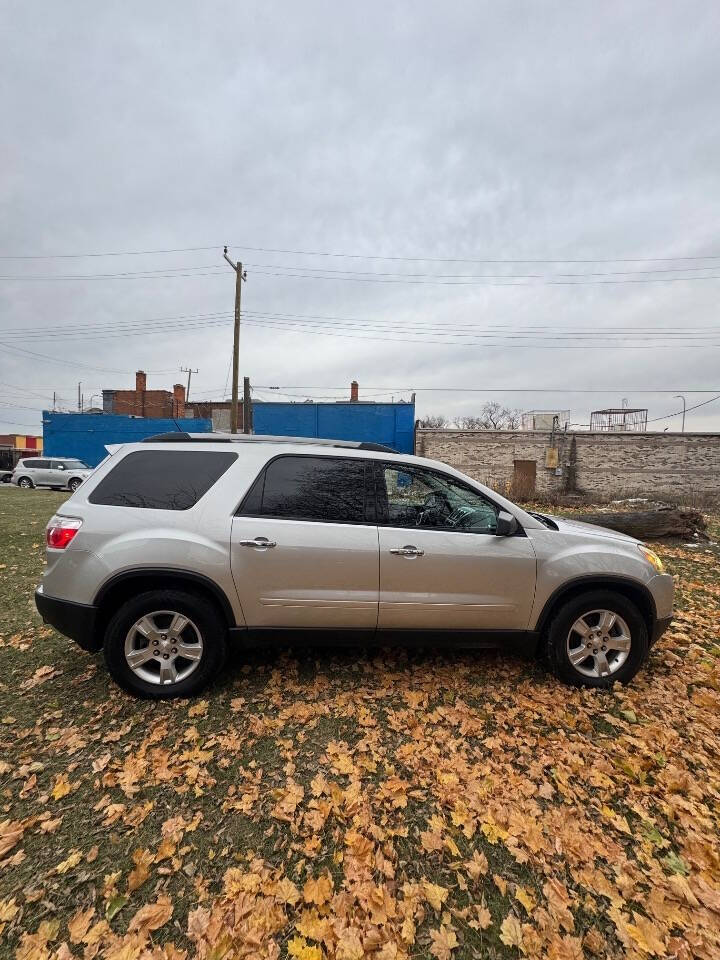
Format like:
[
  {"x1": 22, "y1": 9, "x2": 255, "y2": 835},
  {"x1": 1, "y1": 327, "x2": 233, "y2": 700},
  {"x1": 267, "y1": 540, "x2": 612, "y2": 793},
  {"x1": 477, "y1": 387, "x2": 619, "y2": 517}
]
[
  {"x1": 124, "y1": 610, "x2": 204, "y2": 686},
  {"x1": 566, "y1": 609, "x2": 632, "y2": 678}
]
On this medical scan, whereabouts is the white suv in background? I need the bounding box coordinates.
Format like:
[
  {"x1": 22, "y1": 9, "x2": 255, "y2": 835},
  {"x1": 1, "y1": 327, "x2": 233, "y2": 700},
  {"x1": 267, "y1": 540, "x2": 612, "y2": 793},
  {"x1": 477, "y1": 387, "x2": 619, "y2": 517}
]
[
  {"x1": 35, "y1": 433, "x2": 674, "y2": 699},
  {"x1": 12, "y1": 457, "x2": 93, "y2": 492}
]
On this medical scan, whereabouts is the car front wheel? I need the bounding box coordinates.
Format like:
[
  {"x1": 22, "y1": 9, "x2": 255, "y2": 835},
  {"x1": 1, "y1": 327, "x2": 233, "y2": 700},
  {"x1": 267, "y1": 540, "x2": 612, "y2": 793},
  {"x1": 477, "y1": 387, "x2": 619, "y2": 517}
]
[
  {"x1": 103, "y1": 589, "x2": 228, "y2": 699},
  {"x1": 68, "y1": 478, "x2": 83, "y2": 492},
  {"x1": 546, "y1": 589, "x2": 648, "y2": 688}
]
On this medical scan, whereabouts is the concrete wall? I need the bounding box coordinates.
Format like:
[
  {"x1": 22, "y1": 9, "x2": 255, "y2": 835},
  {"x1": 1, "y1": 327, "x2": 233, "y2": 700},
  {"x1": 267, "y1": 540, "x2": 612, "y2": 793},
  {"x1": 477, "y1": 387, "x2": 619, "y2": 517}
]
[{"x1": 415, "y1": 429, "x2": 720, "y2": 498}]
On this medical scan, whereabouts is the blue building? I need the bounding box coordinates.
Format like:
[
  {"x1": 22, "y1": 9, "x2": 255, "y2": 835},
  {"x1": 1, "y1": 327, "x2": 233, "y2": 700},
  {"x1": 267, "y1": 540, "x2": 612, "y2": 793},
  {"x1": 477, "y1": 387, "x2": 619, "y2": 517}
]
[
  {"x1": 185, "y1": 380, "x2": 416, "y2": 453},
  {"x1": 42, "y1": 412, "x2": 212, "y2": 467},
  {"x1": 251, "y1": 400, "x2": 415, "y2": 453},
  {"x1": 43, "y1": 385, "x2": 416, "y2": 466}
]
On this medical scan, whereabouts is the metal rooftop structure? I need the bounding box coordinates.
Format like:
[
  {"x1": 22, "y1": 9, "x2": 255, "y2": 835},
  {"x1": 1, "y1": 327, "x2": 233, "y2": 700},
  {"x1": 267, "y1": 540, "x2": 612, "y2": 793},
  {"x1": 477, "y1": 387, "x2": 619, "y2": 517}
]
[
  {"x1": 589, "y1": 408, "x2": 648, "y2": 432},
  {"x1": 520, "y1": 410, "x2": 570, "y2": 431}
]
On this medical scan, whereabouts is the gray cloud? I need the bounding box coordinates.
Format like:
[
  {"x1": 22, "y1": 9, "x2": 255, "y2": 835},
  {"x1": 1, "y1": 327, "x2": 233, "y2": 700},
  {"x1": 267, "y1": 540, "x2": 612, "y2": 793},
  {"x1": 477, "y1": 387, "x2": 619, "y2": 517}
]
[{"x1": 2, "y1": 1, "x2": 719, "y2": 433}]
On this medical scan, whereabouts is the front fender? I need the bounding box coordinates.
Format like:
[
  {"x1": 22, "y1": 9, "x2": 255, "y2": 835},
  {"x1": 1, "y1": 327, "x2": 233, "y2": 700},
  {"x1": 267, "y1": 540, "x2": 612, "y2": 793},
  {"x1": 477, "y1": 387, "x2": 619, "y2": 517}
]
[{"x1": 529, "y1": 532, "x2": 657, "y2": 630}]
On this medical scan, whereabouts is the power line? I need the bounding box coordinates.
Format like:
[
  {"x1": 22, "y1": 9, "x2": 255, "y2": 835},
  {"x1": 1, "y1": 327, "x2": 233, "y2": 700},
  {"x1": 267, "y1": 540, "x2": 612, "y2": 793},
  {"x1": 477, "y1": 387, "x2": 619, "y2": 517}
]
[
  {"x1": 3, "y1": 241, "x2": 720, "y2": 265},
  {"x1": 5, "y1": 264, "x2": 720, "y2": 286},
  {"x1": 4, "y1": 305, "x2": 720, "y2": 336},
  {"x1": 242, "y1": 261, "x2": 720, "y2": 279},
  {"x1": 645, "y1": 393, "x2": 720, "y2": 424},
  {"x1": 242, "y1": 316, "x2": 720, "y2": 349},
  {"x1": 0, "y1": 245, "x2": 219, "y2": 260},
  {"x1": 0, "y1": 340, "x2": 177, "y2": 375},
  {"x1": 248, "y1": 267, "x2": 720, "y2": 287},
  {"x1": 254, "y1": 384, "x2": 719, "y2": 394}
]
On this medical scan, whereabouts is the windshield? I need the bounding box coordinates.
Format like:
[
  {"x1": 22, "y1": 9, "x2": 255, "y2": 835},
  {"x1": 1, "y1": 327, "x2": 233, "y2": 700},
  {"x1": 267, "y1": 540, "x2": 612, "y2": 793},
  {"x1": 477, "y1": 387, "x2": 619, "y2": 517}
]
[{"x1": 62, "y1": 459, "x2": 89, "y2": 469}]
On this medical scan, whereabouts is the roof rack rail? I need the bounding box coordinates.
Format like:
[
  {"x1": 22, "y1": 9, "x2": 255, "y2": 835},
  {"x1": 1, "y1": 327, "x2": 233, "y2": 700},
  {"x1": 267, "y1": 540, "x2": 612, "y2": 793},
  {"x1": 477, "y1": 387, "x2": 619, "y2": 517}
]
[{"x1": 141, "y1": 432, "x2": 397, "y2": 454}]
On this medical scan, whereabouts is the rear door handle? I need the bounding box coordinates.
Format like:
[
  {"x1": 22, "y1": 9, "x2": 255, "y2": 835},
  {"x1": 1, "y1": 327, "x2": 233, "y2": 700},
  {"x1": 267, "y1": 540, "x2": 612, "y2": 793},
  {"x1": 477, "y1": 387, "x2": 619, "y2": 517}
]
[
  {"x1": 389, "y1": 545, "x2": 424, "y2": 557},
  {"x1": 238, "y1": 537, "x2": 276, "y2": 549}
]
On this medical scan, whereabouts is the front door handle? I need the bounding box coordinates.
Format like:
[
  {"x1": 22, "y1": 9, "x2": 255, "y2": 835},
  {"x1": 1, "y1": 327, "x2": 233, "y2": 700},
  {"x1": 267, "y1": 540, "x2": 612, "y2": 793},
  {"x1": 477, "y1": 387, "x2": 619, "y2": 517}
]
[
  {"x1": 238, "y1": 537, "x2": 276, "y2": 549},
  {"x1": 389, "y1": 545, "x2": 424, "y2": 557}
]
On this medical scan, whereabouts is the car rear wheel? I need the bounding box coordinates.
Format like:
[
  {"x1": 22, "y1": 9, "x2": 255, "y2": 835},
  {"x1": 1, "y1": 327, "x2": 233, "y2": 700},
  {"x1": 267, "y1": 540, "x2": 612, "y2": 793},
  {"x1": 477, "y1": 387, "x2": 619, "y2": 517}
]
[
  {"x1": 546, "y1": 590, "x2": 648, "y2": 688},
  {"x1": 18, "y1": 477, "x2": 34, "y2": 489},
  {"x1": 103, "y1": 589, "x2": 228, "y2": 699}
]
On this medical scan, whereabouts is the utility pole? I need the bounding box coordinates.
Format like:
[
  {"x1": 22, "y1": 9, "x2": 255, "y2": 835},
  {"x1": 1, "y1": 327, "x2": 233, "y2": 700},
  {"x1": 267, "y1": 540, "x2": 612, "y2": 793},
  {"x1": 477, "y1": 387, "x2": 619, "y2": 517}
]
[
  {"x1": 243, "y1": 376, "x2": 253, "y2": 434},
  {"x1": 181, "y1": 366, "x2": 199, "y2": 402},
  {"x1": 222, "y1": 247, "x2": 247, "y2": 433},
  {"x1": 77, "y1": 382, "x2": 82, "y2": 412},
  {"x1": 674, "y1": 395, "x2": 686, "y2": 433}
]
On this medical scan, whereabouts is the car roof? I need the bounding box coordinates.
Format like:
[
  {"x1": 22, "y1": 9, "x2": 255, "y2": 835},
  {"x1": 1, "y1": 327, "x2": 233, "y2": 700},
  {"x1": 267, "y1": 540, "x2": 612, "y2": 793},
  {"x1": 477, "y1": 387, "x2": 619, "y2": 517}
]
[{"x1": 140, "y1": 432, "x2": 398, "y2": 453}]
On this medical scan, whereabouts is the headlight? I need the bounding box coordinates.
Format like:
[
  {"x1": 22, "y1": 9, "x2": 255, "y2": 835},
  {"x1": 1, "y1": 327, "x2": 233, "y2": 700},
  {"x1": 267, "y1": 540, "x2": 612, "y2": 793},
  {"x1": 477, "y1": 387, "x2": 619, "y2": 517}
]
[{"x1": 638, "y1": 544, "x2": 664, "y2": 573}]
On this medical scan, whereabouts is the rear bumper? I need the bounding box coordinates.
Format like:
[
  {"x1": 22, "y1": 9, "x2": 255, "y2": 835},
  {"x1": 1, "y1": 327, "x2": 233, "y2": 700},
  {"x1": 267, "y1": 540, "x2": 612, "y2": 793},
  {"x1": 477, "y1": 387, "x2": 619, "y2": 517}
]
[{"x1": 35, "y1": 585, "x2": 100, "y2": 652}]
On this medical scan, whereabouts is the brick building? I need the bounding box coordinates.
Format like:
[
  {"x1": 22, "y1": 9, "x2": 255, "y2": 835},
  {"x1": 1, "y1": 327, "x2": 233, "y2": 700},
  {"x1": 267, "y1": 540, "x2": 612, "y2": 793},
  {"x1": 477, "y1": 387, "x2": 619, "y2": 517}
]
[
  {"x1": 0, "y1": 433, "x2": 43, "y2": 452},
  {"x1": 415, "y1": 428, "x2": 720, "y2": 499},
  {"x1": 102, "y1": 371, "x2": 186, "y2": 419}
]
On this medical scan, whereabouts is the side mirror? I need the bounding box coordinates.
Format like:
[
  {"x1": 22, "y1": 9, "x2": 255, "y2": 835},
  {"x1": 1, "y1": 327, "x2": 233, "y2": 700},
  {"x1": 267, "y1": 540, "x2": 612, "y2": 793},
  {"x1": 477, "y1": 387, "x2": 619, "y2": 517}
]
[
  {"x1": 57, "y1": 464, "x2": 65, "y2": 470},
  {"x1": 496, "y1": 510, "x2": 518, "y2": 537}
]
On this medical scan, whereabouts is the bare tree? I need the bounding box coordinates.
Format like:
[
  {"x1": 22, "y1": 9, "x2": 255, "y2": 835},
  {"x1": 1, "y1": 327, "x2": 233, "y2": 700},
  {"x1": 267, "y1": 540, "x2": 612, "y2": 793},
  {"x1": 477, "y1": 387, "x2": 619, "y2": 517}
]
[
  {"x1": 455, "y1": 402, "x2": 522, "y2": 430},
  {"x1": 454, "y1": 415, "x2": 487, "y2": 429},
  {"x1": 418, "y1": 405, "x2": 522, "y2": 430},
  {"x1": 417, "y1": 414, "x2": 449, "y2": 428}
]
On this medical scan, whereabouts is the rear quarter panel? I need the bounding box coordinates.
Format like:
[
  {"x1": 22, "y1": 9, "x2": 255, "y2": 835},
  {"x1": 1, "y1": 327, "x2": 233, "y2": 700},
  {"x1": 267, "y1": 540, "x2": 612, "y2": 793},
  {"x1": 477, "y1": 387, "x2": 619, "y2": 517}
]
[{"x1": 45, "y1": 445, "x2": 272, "y2": 624}]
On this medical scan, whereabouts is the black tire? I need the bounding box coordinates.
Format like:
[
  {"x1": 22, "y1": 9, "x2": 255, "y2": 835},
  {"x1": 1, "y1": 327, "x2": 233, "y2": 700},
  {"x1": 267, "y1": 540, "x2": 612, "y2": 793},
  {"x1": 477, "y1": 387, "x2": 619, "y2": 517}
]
[
  {"x1": 103, "y1": 589, "x2": 228, "y2": 699},
  {"x1": 546, "y1": 589, "x2": 648, "y2": 688},
  {"x1": 18, "y1": 477, "x2": 34, "y2": 489},
  {"x1": 68, "y1": 478, "x2": 82, "y2": 492}
]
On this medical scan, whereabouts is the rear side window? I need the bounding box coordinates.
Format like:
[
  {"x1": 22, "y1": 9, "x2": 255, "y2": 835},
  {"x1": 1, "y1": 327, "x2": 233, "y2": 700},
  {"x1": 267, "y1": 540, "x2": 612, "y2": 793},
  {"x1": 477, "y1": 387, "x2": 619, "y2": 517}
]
[
  {"x1": 22, "y1": 460, "x2": 40, "y2": 468},
  {"x1": 240, "y1": 455, "x2": 369, "y2": 524},
  {"x1": 89, "y1": 450, "x2": 237, "y2": 510}
]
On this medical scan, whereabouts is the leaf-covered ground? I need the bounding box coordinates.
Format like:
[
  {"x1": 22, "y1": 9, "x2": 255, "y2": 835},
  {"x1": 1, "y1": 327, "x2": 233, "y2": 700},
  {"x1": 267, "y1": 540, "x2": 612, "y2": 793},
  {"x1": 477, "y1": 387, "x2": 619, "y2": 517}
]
[{"x1": 1, "y1": 488, "x2": 719, "y2": 960}]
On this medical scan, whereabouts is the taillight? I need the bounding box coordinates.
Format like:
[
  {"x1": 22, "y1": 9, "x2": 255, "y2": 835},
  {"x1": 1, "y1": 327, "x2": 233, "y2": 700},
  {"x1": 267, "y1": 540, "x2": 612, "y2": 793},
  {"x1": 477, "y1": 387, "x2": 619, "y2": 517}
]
[{"x1": 46, "y1": 516, "x2": 82, "y2": 549}]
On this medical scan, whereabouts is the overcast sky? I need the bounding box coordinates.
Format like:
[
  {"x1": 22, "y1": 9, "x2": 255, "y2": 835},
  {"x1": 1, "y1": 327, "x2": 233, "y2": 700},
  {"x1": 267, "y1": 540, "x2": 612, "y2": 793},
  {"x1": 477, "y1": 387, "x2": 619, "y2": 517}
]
[{"x1": 2, "y1": 1, "x2": 720, "y2": 435}]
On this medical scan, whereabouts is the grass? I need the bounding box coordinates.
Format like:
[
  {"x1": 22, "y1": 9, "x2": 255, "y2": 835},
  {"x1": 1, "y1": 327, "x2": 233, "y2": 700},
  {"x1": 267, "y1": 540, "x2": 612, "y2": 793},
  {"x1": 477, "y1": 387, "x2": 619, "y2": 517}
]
[{"x1": 1, "y1": 487, "x2": 719, "y2": 959}]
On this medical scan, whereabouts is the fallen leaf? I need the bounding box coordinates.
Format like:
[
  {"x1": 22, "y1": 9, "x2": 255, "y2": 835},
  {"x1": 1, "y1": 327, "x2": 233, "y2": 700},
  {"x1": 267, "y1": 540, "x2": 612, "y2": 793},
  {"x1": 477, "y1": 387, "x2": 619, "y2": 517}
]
[
  {"x1": 429, "y1": 924, "x2": 458, "y2": 960},
  {"x1": 500, "y1": 914, "x2": 524, "y2": 950},
  {"x1": 127, "y1": 895, "x2": 173, "y2": 936},
  {"x1": 68, "y1": 907, "x2": 95, "y2": 944},
  {"x1": 423, "y1": 881, "x2": 449, "y2": 911}
]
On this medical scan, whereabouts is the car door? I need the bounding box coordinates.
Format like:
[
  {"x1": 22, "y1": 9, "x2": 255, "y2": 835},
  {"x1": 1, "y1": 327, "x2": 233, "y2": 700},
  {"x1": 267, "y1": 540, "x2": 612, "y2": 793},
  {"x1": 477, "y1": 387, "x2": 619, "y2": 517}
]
[
  {"x1": 376, "y1": 463, "x2": 537, "y2": 630},
  {"x1": 49, "y1": 460, "x2": 67, "y2": 486},
  {"x1": 32, "y1": 458, "x2": 53, "y2": 486},
  {"x1": 230, "y1": 454, "x2": 379, "y2": 629}
]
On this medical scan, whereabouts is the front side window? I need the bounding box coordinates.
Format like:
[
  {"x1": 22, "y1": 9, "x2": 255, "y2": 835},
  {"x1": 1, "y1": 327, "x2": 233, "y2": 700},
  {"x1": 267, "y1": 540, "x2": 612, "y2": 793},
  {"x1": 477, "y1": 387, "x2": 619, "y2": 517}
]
[
  {"x1": 240, "y1": 455, "x2": 369, "y2": 524},
  {"x1": 61, "y1": 459, "x2": 89, "y2": 470},
  {"x1": 89, "y1": 450, "x2": 237, "y2": 510},
  {"x1": 380, "y1": 465, "x2": 499, "y2": 534}
]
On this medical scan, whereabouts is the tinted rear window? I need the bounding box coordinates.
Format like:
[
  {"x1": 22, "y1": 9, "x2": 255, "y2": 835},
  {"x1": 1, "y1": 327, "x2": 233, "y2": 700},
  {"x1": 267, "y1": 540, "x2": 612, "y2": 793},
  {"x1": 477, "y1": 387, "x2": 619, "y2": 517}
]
[
  {"x1": 240, "y1": 455, "x2": 368, "y2": 524},
  {"x1": 89, "y1": 450, "x2": 236, "y2": 510}
]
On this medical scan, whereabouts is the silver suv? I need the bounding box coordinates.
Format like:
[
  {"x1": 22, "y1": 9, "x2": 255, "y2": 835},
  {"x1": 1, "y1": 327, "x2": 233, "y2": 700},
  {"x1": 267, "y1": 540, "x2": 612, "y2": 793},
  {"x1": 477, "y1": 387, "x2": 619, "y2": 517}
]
[
  {"x1": 35, "y1": 434, "x2": 674, "y2": 699},
  {"x1": 13, "y1": 457, "x2": 92, "y2": 492}
]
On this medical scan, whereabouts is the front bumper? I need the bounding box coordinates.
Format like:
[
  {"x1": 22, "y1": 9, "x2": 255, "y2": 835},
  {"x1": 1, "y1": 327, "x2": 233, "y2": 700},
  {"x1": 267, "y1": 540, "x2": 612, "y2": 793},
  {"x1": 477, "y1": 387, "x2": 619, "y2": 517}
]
[
  {"x1": 35, "y1": 585, "x2": 100, "y2": 652},
  {"x1": 651, "y1": 615, "x2": 673, "y2": 647}
]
